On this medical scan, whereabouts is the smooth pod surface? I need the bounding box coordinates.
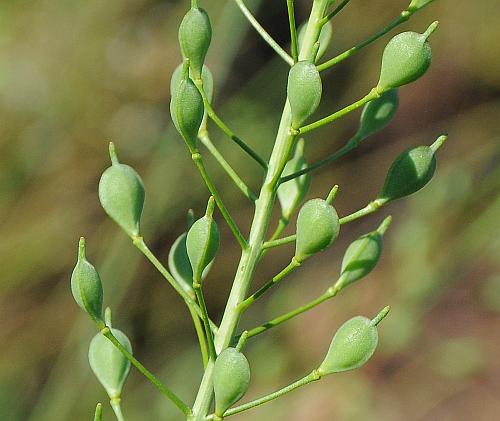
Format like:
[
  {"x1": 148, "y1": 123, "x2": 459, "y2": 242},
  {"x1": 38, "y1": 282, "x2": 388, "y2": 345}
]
[
  {"x1": 295, "y1": 198, "x2": 339, "y2": 262},
  {"x1": 214, "y1": 348, "x2": 250, "y2": 416},
  {"x1": 319, "y1": 316, "x2": 378, "y2": 374},
  {"x1": 277, "y1": 139, "x2": 311, "y2": 220},
  {"x1": 170, "y1": 77, "x2": 204, "y2": 149},
  {"x1": 287, "y1": 61, "x2": 322, "y2": 129},
  {"x1": 99, "y1": 150, "x2": 144, "y2": 238},
  {"x1": 357, "y1": 89, "x2": 399, "y2": 140},
  {"x1": 71, "y1": 239, "x2": 103, "y2": 322},
  {"x1": 186, "y1": 215, "x2": 220, "y2": 282},
  {"x1": 377, "y1": 24, "x2": 435, "y2": 90},
  {"x1": 88, "y1": 328, "x2": 132, "y2": 399},
  {"x1": 379, "y1": 145, "x2": 436, "y2": 201},
  {"x1": 171, "y1": 63, "x2": 214, "y2": 103},
  {"x1": 178, "y1": 7, "x2": 212, "y2": 79}
]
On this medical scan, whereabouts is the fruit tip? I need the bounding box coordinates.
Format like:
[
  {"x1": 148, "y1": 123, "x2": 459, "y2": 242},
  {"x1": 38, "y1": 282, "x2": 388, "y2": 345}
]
[{"x1": 371, "y1": 305, "x2": 391, "y2": 326}]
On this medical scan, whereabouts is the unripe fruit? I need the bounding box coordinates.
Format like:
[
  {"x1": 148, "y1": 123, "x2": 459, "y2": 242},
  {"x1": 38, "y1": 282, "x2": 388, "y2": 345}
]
[
  {"x1": 99, "y1": 143, "x2": 144, "y2": 238},
  {"x1": 287, "y1": 61, "x2": 322, "y2": 129},
  {"x1": 170, "y1": 74, "x2": 204, "y2": 149},
  {"x1": 378, "y1": 135, "x2": 446, "y2": 202},
  {"x1": 71, "y1": 237, "x2": 103, "y2": 323},
  {"x1": 377, "y1": 22, "x2": 438, "y2": 91},
  {"x1": 277, "y1": 139, "x2": 311, "y2": 220},
  {"x1": 171, "y1": 63, "x2": 214, "y2": 104},
  {"x1": 178, "y1": 7, "x2": 212, "y2": 79},
  {"x1": 214, "y1": 348, "x2": 250, "y2": 416},
  {"x1": 186, "y1": 197, "x2": 220, "y2": 283},
  {"x1": 295, "y1": 198, "x2": 339, "y2": 262},
  {"x1": 168, "y1": 232, "x2": 194, "y2": 294},
  {"x1": 357, "y1": 89, "x2": 399, "y2": 140},
  {"x1": 89, "y1": 327, "x2": 132, "y2": 399}
]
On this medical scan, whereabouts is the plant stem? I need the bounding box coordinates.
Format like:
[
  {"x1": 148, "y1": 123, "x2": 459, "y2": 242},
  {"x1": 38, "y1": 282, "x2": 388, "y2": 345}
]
[
  {"x1": 320, "y1": 0, "x2": 351, "y2": 25},
  {"x1": 110, "y1": 398, "x2": 125, "y2": 421},
  {"x1": 199, "y1": 131, "x2": 257, "y2": 201},
  {"x1": 189, "y1": 306, "x2": 209, "y2": 368},
  {"x1": 189, "y1": 3, "x2": 331, "y2": 419},
  {"x1": 262, "y1": 233, "x2": 296, "y2": 250},
  {"x1": 222, "y1": 371, "x2": 321, "y2": 417},
  {"x1": 238, "y1": 257, "x2": 301, "y2": 311},
  {"x1": 101, "y1": 327, "x2": 192, "y2": 417},
  {"x1": 317, "y1": 10, "x2": 413, "y2": 72},
  {"x1": 193, "y1": 284, "x2": 217, "y2": 360},
  {"x1": 260, "y1": 216, "x2": 289, "y2": 258},
  {"x1": 196, "y1": 80, "x2": 268, "y2": 170},
  {"x1": 338, "y1": 198, "x2": 388, "y2": 224},
  {"x1": 286, "y1": 0, "x2": 298, "y2": 62},
  {"x1": 191, "y1": 151, "x2": 248, "y2": 249},
  {"x1": 234, "y1": 0, "x2": 294, "y2": 66},
  {"x1": 299, "y1": 88, "x2": 380, "y2": 134}
]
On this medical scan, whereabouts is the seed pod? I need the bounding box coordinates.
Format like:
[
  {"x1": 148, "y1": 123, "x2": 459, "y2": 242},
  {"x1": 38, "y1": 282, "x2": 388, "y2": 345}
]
[
  {"x1": 335, "y1": 217, "x2": 391, "y2": 291},
  {"x1": 298, "y1": 21, "x2": 333, "y2": 61},
  {"x1": 295, "y1": 198, "x2": 339, "y2": 262},
  {"x1": 408, "y1": 0, "x2": 435, "y2": 11},
  {"x1": 214, "y1": 348, "x2": 250, "y2": 416},
  {"x1": 178, "y1": 7, "x2": 212, "y2": 79},
  {"x1": 318, "y1": 307, "x2": 389, "y2": 375},
  {"x1": 377, "y1": 22, "x2": 438, "y2": 91},
  {"x1": 186, "y1": 197, "x2": 220, "y2": 283},
  {"x1": 171, "y1": 63, "x2": 214, "y2": 104},
  {"x1": 287, "y1": 61, "x2": 322, "y2": 129},
  {"x1": 98, "y1": 143, "x2": 144, "y2": 238},
  {"x1": 356, "y1": 89, "x2": 399, "y2": 141},
  {"x1": 277, "y1": 139, "x2": 311, "y2": 221},
  {"x1": 71, "y1": 238, "x2": 103, "y2": 323},
  {"x1": 378, "y1": 134, "x2": 447, "y2": 202}
]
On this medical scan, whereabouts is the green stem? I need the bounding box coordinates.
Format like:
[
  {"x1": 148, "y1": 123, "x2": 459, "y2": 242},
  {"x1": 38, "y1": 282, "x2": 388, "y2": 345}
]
[
  {"x1": 262, "y1": 234, "x2": 296, "y2": 250},
  {"x1": 299, "y1": 88, "x2": 380, "y2": 134},
  {"x1": 320, "y1": 0, "x2": 351, "y2": 25},
  {"x1": 101, "y1": 328, "x2": 192, "y2": 416},
  {"x1": 234, "y1": 0, "x2": 294, "y2": 66},
  {"x1": 189, "y1": 3, "x2": 330, "y2": 419},
  {"x1": 193, "y1": 284, "x2": 217, "y2": 360},
  {"x1": 196, "y1": 81, "x2": 268, "y2": 170},
  {"x1": 110, "y1": 398, "x2": 125, "y2": 421},
  {"x1": 222, "y1": 371, "x2": 321, "y2": 417},
  {"x1": 191, "y1": 151, "x2": 248, "y2": 249},
  {"x1": 199, "y1": 131, "x2": 257, "y2": 201},
  {"x1": 94, "y1": 403, "x2": 102, "y2": 421},
  {"x1": 189, "y1": 306, "x2": 209, "y2": 368},
  {"x1": 286, "y1": 0, "x2": 299, "y2": 62},
  {"x1": 260, "y1": 216, "x2": 289, "y2": 258},
  {"x1": 317, "y1": 10, "x2": 413, "y2": 72},
  {"x1": 238, "y1": 257, "x2": 301, "y2": 312}
]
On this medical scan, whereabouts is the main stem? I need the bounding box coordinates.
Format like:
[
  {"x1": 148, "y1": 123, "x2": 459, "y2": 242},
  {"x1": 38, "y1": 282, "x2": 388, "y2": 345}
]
[{"x1": 189, "y1": 2, "x2": 330, "y2": 419}]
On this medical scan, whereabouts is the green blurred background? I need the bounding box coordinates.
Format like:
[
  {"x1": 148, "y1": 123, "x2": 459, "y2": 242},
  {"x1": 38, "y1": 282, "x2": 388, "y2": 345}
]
[{"x1": 1, "y1": 0, "x2": 499, "y2": 420}]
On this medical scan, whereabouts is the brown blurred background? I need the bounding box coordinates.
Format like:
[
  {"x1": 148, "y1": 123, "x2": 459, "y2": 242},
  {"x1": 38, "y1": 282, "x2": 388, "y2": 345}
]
[{"x1": 0, "y1": 0, "x2": 499, "y2": 420}]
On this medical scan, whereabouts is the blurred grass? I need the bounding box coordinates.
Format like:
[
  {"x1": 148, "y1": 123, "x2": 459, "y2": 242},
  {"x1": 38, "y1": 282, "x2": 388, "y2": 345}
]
[{"x1": 0, "y1": 0, "x2": 499, "y2": 420}]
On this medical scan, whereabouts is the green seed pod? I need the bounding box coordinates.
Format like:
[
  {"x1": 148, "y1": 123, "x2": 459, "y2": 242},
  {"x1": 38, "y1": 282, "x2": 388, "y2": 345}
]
[
  {"x1": 378, "y1": 134, "x2": 446, "y2": 202},
  {"x1": 277, "y1": 139, "x2": 311, "y2": 221},
  {"x1": 186, "y1": 197, "x2": 220, "y2": 283},
  {"x1": 335, "y1": 217, "x2": 391, "y2": 290},
  {"x1": 377, "y1": 22, "x2": 438, "y2": 91},
  {"x1": 298, "y1": 21, "x2": 333, "y2": 61},
  {"x1": 171, "y1": 63, "x2": 214, "y2": 104},
  {"x1": 287, "y1": 60, "x2": 322, "y2": 129},
  {"x1": 178, "y1": 7, "x2": 212, "y2": 79},
  {"x1": 170, "y1": 71, "x2": 205, "y2": 149},
  {"x1": 295, "y1": 198, "x2": 339, "y2": 262},
  {"x1": 214, "y1": 348, "x2": 250, "y2": 416},
  {"x1": 89, "y1": 325, "x2": 132, "y2": 399},
  {"x1": 98, "y1": 143, "x2": 144, "y2": 238},
  {"x1": 356, "y1": 89, "x2": 399, "y2": 141},
  {"x1": 71, "y1": 238, "x2": 103, "y2": 323},
  {"x1": 408, "y1": 0, "x2": 435, "y2": 11}
]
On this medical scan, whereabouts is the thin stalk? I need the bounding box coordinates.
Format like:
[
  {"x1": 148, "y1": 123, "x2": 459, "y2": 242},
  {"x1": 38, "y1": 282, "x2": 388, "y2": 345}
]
[
  {"x1": 234, "y1": 0, "x2": 294, "y2": 66},
  {"x1": 299, "y1": 88, "x2": 380, "y2": 134},
  {"x1": 262, "y1": 234, "x2": 296, "y2": 250},
  {"x1": 189, "y1": 306, "x2": 209, "y2": 368},
  {"x1": 320, "y1": 0, "x2": 351, "y2": 25},
  {"x1": 193, "y1": 286, "x2": 217, "y2": 360},
  {"x1": 110, "y1": 399, "x2": 125, "y2": 421},
  {"x1": 317, "y1": 10, "x2": 413, "y2": 72},
  {"x1": 196, "y1": 80, "x2": 268, "y2": 170},
  {"x1": 260, "y1": 216, "x2": 289, "y2": 258},
  {"x1": 222, "y1": 371, "x2": 321, "y2": 417},
  {"x1": 191, "y1": 151, "x2": 248, "y2": 249},
  {"x1": 190, "y1": 3, "x2": 331, "y2": 419},
  {"x1": 286, "y1": 0, "x2": 299, "y2": 62},
  {"x1": 199, "y1": 131, "x2": 257, "y2": 201},
  {"x1": 238, "y1": 257, "x2": 301, "y2": 312},
  {"x1": 101, "y1": 327, "x2": 192, "y2": 417}
]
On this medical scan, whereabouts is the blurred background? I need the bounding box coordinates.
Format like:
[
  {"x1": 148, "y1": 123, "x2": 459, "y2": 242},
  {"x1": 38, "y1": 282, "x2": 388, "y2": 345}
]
[{"x1": 0, "y1": 0, "x2": 499, "y2": 420}]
